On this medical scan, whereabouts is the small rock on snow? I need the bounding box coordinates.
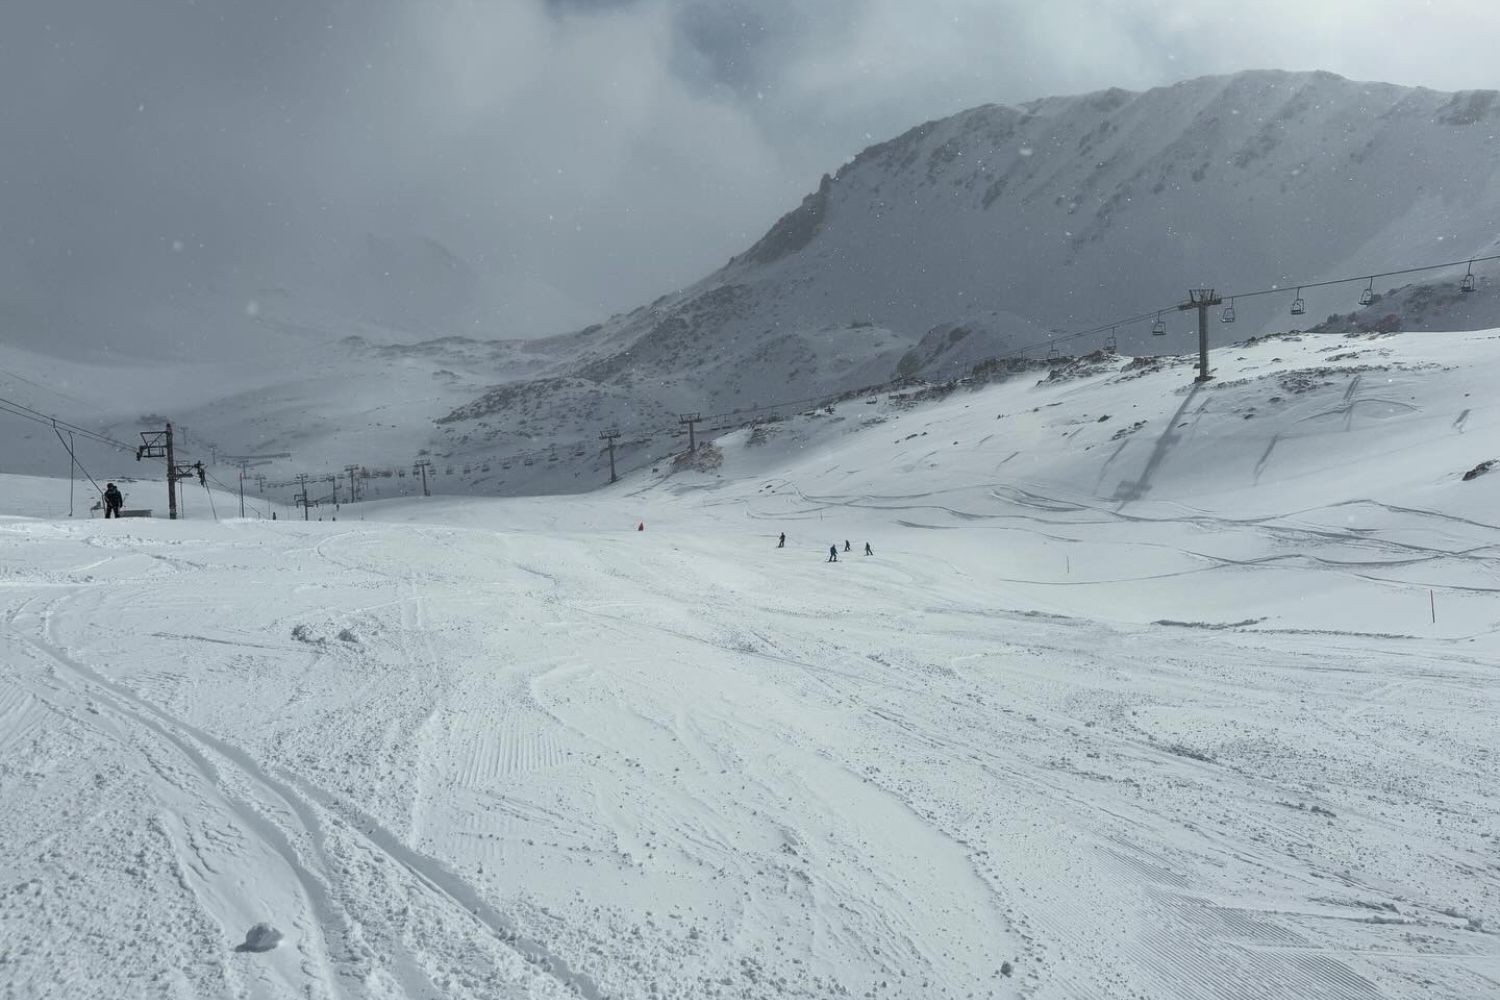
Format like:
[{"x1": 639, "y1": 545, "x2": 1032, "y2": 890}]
[{"x1": 239, "y1": 923, "x2": 283, "y2": 953}]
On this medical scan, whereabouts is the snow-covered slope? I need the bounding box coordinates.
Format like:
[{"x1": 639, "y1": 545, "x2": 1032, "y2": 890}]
[{"x1": 3, "y1": 326, "x2": 1496, "y2": 999}]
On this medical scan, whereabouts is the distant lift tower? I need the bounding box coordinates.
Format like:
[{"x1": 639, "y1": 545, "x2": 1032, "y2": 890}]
[
  {"x1": 1178, "y1": 288, "x2": 1222, "y2": 383},
  {"x1": 600, "y1": 428, "x2": 621, "y2": 484},
  {"x1": 679, "y1": 413, "x2": 702, "y2": 452}
]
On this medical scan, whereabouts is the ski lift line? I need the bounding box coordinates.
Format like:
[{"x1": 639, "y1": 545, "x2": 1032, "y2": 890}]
[
  {"x1": 202, "y1": 468, "x2": 269, "y2": 519},
  {"x1": 52, "y1": 424, "x2": 107, "y2": 499},
  {"x1": 0, "y1": 394, "x2": 253, "y2": 513},
  {"x1": 0, "y1": 388, "x2": 255, "y2": 481},
  {"x1": 0, "y1": 394, "x2": 140, "y2": 455},
  {"x1": 1220, "y1": 252, "x2": 1500, "y2": 303},
  {"x1": 0, "y1": 391, "x2": 221, "y2": 477},
  {"x1": 8, "y1": 250, "x2": 1497, "y2": 494},
  {"x1": 693, "y1": 249, "x2": 1498, "y2": 399},
  {"x1": 0, "y1": 403, "x2": 175, "y2": 475},
  {"x1": 0, "y1": 365, "x2": 100, "y2": 411},
  {"x1": 993, "y1": 251, "x2": 1499, "y2": 365}
]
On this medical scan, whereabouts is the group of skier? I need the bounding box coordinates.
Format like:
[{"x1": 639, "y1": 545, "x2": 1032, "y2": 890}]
[{"x1": 777, "y1": 532, "x2": 873, "y2": 561}]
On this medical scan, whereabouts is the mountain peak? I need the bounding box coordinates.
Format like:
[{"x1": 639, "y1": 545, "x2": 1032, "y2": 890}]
[{"x1": 411, "y1": 68, "x2": 1500, "y2": 493}]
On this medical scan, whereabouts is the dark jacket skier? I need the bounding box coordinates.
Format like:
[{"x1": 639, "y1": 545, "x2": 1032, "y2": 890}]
[
  {"x1": 844, "y1": 540, "x2": 851, "y2": 552},
  {"x1": 103, "y1": 483, "x2": 123, "y2": 518},
  {"x1": 828, "y1": 545, "x2": 838, "y2": 563},
  {"x1": 864, "y1": 542, "x2": 873, "y2": 556},
  {"x1": 778, "y1": 532, "x2": 785, "y2": 548}
]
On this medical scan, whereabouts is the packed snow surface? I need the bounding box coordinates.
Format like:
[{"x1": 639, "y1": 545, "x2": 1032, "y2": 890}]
[{"x1": 2, "y1": 328, "x2": 1498, "y2": 999}]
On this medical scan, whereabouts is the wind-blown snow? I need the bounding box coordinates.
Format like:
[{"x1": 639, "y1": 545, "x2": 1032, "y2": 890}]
[{"x1": 2, "y1": 327, "x2": 1497, "y2": 999}]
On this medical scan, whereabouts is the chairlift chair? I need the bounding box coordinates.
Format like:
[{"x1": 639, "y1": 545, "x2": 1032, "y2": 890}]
[
  {"x1": 1046, "y1": 345, "x2": 1061, "y2": 361},
  {"x1": 1460, "y1": 261, "x2": 1476, "y2": 293},
  {"x1": 1358, "y1": 279, "x2": 1375, "y2": 306},
  {"x1": 1104, "y1": 327, "x2": 1118, "y2": 352},
  {"x1": 1290, "y1": 288, "x2": 1306, "y2": 316},
  {"x1": 1220, "y1": 298, "x2": 1236, "y2": 324},
  {"x1": 1151, "y1": 312, "x2": 1166, "y2": 337}
]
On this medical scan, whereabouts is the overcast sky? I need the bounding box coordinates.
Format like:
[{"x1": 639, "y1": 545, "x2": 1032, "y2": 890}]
[{"x1": 1, "y1": 0, "x2": 1496, "y2": 358}]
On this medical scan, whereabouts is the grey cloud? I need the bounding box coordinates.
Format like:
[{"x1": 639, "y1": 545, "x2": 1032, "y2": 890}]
[{"x1": 0, "y1": 0, "x2": 1494, "y2": 363}]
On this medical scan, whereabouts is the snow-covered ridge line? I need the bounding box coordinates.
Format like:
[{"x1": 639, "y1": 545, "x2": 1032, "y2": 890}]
[{"x1": 4, "y1": 70, "x2": 1500, "y2": 501}]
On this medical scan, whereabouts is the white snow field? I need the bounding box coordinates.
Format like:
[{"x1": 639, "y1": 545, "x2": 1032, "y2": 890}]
[{"x1": 2, "y1": 328, "x2": 1498, "y2": 1000}]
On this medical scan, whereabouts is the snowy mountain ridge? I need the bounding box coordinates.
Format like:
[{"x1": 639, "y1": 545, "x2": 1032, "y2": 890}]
[
  {"x1": 419, "y1": 68, "x2": 1500, "y2": 492},
  {"x1": 3, "y1": 69, "x2": 1500, "y2": 498}
]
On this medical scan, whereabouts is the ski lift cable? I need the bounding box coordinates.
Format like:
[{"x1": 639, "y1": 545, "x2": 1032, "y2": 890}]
[
  {"x1": 0, "y1": 387, "x2": 242, "y2": 479},
  {"x1": 0, "y1": 393, "x2": 139, "y2": 454},
  {"x1": 0, "y1": 365, "x2": 100, "y2": 411},
  {"x1": 0, "y1": 389, "x2": 269, "y2": 513},
  {"x1": 0, "y1": 392, "x2": 217, "y2": 477},
  {"x1": 1220, "y1": 252, "x2": 1500, "y2": 303},
  {"x1": 52, "y1": 423, "x2": 106, "y2": 499},
  {"x1": 202, "y1": 468, "x2": 269, "y2": 519},
  {"x1": 1008, "y1": 251, "x2": 1499, "y2": 365}
]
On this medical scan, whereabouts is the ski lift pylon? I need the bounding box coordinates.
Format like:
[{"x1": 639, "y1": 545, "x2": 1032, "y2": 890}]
[
  {"x1": 1290, "y1": 288, "x2": 1305, "y2": 316},
  {"x1": 1220, "y1": 298, "x2": 1236, "y2": 324},
  {"x1": 1460, "y1": 260, "x2": 1476, "y2": 293}
]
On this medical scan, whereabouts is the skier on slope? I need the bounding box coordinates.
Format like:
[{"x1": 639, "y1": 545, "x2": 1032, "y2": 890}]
[
  {"x1": 828, "y1": 545, "x2": 838, "y2": 563},
  {"x1": 103, "y1": 483, "x2": 123, "y2": 519},
  {"x1": 864, "y1": 542, "x2": 873, "y2": 556},
  {"x1": 778, "y1": 532, "x2": 786, "y2": 548},
  {"x1": 844, "y1": 540, "x2": 851, "y2": 552}
]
